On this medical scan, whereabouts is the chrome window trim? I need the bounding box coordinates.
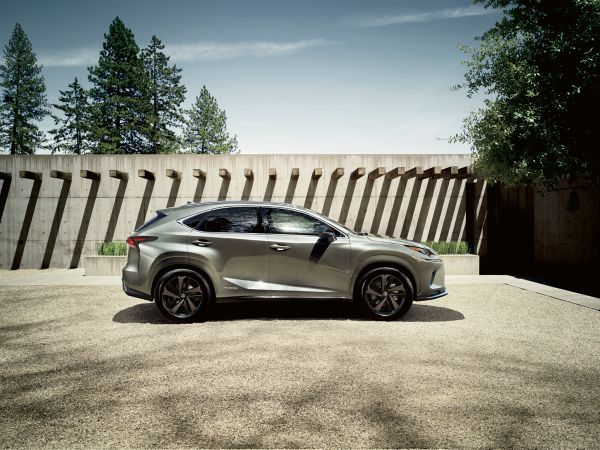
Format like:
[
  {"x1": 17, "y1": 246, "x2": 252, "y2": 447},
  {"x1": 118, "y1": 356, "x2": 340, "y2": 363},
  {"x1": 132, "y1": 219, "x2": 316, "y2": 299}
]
[{"x1": 178, "y1": 204, "x2": 350, "y2": 238}]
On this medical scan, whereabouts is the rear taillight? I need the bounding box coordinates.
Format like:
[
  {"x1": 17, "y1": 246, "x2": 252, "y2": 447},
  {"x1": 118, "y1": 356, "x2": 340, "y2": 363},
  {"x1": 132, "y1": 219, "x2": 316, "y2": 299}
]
[{"x1": 126, "y1": 236, "x2": 157, "y2": 250}]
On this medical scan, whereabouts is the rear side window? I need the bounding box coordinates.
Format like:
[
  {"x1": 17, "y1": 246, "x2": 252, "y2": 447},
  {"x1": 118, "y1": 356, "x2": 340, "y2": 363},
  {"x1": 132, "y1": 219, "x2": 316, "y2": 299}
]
[
  {"x1": 203, "y1": 207, "x2": 265, "y2": 233},
  {"x1": 181, "y1": 211, "x2": 210, "y2": 231},
  {"x1": 135, "y1": 211, "x2": 167, "y2": 232}
]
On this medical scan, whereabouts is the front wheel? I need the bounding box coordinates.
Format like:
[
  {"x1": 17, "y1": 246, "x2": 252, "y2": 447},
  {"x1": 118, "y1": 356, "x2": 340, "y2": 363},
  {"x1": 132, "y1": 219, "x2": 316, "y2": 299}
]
[
  {"x1": 357, "y1": 268, "x2": 414, "y2": 320},
  {"x1": 155, "y1": 269, "x2": 211, "y2": 323}
]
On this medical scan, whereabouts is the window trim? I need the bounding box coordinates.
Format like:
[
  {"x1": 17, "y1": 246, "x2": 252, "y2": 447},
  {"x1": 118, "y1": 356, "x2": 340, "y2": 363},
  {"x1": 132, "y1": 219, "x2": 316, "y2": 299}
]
[
  {"x1": 179, "y1": 205, "x2": 267, "y2": 234},
  {"x1": 178, "y1": 204, "x2": 349, "y2": 238}
]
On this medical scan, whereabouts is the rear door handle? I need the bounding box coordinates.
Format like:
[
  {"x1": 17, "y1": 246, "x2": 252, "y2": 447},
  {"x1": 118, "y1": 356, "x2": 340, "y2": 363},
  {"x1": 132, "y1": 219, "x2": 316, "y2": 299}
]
[
  {"x1": 192, "y1": 239, "x2": 213, "y2": 247},
  {"x1": 270, "y1": 244, "x2": 291, "y2": 252}
]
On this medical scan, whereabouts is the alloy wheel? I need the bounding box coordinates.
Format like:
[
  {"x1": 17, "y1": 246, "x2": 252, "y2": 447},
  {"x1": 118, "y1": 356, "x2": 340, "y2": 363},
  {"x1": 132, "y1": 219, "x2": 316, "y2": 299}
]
[
  {"x1": 364, "y1": 274, "x2": 406, "y2": 317},
  {"x1": 160, "y1": 275, "x2": 204, "y2": 319}
]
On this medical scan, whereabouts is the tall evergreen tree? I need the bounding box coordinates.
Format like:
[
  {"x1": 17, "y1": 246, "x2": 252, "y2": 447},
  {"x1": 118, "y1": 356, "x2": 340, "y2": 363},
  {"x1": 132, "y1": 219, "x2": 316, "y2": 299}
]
[
  {"x1": 48, "y1": 78, "x2": 90, "y2": 154},
  {"x1": 0, "y1": 23, "x2": 48, "y2": 154},
  {"x1": 141, "y1": 35, "x2": 186, "y2": 153},
  {"x1": 88, "y1": 17, "x2": 152, "y2": 154},
  {"x1": 184, "y1": 86, "x2": 239, "y2": 154}
]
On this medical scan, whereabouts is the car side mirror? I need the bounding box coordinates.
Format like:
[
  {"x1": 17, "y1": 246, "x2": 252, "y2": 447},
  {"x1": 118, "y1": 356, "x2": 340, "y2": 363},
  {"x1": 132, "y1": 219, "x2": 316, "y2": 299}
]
[{"x1": 318, "y1": 229, "x2": 337, "y2": 243}]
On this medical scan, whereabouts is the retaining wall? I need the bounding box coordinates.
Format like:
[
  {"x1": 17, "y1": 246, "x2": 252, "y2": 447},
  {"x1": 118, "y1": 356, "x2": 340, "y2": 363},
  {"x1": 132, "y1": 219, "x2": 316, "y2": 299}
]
[{"x1": 0, "y1": 154, "x2": 486, "y2": 269}]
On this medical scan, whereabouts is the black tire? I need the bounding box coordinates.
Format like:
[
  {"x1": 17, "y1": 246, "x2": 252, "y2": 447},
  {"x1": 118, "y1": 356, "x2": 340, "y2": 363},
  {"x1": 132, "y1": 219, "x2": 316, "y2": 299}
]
[
  {"x1": 356, "y1": 267, "x2": 414, "y2": 320},
  {"x1": 154, "y1": 269, "x2": 211, "y2": 323}
]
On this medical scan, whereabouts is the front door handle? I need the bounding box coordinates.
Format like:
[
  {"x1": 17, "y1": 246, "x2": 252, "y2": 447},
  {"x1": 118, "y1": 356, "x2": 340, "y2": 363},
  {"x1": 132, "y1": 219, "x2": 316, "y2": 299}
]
[
  {"x1": 192, "y1": 239, "x2": 213, "y2": 247},
  {"x1": 270, "y1": 244, "x2": 291, "y2": 252}
]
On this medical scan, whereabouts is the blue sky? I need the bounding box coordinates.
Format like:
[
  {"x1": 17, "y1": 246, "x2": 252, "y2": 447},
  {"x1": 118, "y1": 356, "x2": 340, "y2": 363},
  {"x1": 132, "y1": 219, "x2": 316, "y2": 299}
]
[{"x1": 0, "y1": 0, "x2": 501, "y2": 154}]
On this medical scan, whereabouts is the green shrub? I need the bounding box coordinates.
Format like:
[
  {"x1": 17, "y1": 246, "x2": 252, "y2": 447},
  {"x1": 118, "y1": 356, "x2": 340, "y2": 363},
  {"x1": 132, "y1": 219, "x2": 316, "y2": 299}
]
[
  {"x1": 423, "y1": 241, "x2": 469, "y2": 255},
  {"x1": 96, "y1": 241, "x2": 127, "y2": 256}
]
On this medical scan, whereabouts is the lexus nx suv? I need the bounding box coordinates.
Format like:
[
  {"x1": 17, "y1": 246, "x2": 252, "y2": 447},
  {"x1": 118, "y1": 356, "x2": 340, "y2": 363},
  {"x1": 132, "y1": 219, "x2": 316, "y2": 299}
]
[{"x1": 122, "y1": 201, "x2": 447, "y2": 322}]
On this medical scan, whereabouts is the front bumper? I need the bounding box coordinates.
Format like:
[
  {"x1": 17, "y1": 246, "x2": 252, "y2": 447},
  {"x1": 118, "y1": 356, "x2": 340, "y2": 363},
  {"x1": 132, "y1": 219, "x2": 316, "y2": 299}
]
[{"x1": 415, "y1": 288, "x2": 448, "y2": 301}]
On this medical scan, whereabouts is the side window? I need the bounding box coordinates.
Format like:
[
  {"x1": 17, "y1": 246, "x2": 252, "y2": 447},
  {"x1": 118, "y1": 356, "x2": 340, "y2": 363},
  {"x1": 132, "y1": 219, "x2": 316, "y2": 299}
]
[
  {"x1": 267, "y1": 208, "x2": 337, "y2": 236},
  {"x1": 181, "y1": 211, "x2": 209, "y2": 231},
  {"x1": 203, "y1": 207, "x2": 265, "y2": 233}
]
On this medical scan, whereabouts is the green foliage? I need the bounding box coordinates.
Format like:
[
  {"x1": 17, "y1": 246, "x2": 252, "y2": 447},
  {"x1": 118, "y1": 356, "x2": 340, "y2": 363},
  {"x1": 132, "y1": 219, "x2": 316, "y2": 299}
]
[
  {"x1": 141, "y1": 36, "x2": 186, "y2": 153},
  {"x1": 183, "y1": 85, "x2": 239, "y2": 154},
  {"x1": 96, "y1": 241, "x2": 127, "y2": 256},
  {"x1": 0, "y1": 23, "x2": 48, "y2": 154},
  {"x1": 48, "y1": 78, "x2": 91, "y2": 154},
  {"x1": 453, "y1": 0, "x2": 600, "y2": 186},
  {"x1": 424, "y1": 241, "x2": 469, "y2": 255},
  {"x1": 88, "y1": 17, "x2": 153, "y2": 154}
]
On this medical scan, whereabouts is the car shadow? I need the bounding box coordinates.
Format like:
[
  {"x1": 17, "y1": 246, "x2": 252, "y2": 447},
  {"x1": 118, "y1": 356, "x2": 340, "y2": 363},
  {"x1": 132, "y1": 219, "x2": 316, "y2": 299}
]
[{"x1": 112, "y1": 300, "x2": 464, "y2": 324}]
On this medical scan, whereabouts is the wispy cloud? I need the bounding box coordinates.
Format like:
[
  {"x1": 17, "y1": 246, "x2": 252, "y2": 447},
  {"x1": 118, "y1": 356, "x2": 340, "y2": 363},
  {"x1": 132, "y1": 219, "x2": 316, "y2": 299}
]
[
  {"x1": 38, "y1": 47, "x2": 98, "y2": 67},
  {"x1": 166, "y1": 39, "x2": 339, "y2": 62},
  {"x1": 38, "y1": 39, "x2": 339, "y2": 67},
  {"x1": 343, "y1": 5, "x2": 496, "y2": 28},
  {"x1": 241, "y1": 121, "x2": 270, "y2": 127}
]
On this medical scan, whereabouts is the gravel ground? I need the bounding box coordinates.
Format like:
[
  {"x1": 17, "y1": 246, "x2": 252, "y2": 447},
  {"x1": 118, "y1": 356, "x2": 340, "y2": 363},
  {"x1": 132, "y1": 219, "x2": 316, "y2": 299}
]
[{"x1": 1, "y1": 284, "x2": 599, "y2": 448}]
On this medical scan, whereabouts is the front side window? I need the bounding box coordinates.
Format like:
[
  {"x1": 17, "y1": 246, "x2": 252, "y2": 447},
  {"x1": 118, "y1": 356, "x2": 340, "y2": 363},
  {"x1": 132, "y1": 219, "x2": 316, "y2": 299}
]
[
  {"x1": 203, "y1": 207, "x2": 264, "y2": 233},
  {"x1": 266, "y1": 208, "x2": 339, "y2": 236}
]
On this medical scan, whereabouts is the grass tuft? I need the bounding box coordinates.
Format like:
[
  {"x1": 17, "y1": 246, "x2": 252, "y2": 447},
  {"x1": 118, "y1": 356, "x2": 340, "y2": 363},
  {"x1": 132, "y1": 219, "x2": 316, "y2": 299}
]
[
  {"x1": 424, "y1": 240, "x2": 469, "y2": 255},
  {"x1": 96, "y1": 241, "x2": 127, "y2": 256}
]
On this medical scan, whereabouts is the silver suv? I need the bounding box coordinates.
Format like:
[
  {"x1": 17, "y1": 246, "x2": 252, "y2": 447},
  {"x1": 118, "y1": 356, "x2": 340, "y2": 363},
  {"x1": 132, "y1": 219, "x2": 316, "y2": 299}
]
[{"x1": 122, "y1": 201, "x2": 446, "y2": 322}]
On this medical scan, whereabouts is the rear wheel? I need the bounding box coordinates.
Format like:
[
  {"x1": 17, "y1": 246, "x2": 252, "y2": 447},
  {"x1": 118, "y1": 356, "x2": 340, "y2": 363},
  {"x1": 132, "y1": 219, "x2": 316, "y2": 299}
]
[
  {"x1": 155, "y1": 269, "x2": 211, "y2": 322},
  {"x1": 358, "y1": 267, "x2": 414, "y2": 320}
]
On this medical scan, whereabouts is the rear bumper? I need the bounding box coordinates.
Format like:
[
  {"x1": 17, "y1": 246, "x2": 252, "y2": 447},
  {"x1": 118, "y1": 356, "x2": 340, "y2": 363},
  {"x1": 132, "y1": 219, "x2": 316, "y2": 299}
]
[
  {"x1": 122, "y1": 279, "x2": 152, "y2": 301},
  {"x1": 415, "y1": 288, "x2": 448, "y2": 301}
]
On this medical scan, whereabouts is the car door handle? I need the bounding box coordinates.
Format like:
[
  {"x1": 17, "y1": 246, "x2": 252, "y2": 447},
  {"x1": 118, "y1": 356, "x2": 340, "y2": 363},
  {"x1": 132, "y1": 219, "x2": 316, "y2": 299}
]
[
  {"x1": 192, "y1": 239, "x2": 213, "y2": 247},
  {"x1": 270, "y1": 244, "x2": 291, "y2": 252}
]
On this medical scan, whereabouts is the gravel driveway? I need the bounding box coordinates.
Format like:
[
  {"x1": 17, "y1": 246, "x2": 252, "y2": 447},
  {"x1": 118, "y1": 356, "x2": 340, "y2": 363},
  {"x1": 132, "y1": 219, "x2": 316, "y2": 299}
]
[{"x1": 1, "y1": 284, "x2": 599, "y2": 448}]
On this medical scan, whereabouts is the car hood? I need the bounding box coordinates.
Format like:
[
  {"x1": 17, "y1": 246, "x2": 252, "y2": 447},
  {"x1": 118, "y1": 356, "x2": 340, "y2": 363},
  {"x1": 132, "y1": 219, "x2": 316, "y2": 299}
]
[{"x1": 365, "y1": 235, "x2": 424, "y2": 247}]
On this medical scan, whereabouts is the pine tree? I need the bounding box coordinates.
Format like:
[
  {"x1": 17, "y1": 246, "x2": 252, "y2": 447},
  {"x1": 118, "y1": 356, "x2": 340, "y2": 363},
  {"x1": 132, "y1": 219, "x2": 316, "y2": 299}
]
[
  {"x1": 88, "y1": 17, "x2": 152, "y2": 154},
  {"x1": 48, "y1": 78, "x2": 90, "y2": 154},
  {"x1": 141, "y1": 35, "x2": 186, "y2": 153},
  {"x1": 184, "y1": 86, "x2": 239, "y2": 154},
  {"x1": 0, "y1": 23, "x2": 48, "y2": 154}
]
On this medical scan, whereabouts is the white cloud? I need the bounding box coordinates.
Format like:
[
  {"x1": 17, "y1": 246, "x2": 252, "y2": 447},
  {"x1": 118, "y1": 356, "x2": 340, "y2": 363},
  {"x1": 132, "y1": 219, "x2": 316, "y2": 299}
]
[
  {"x1": 240, "y1": 121, "x2": 270, "y2": 127},
  {"x1": 38, "y1": 47, "x2": 98, "y2": 67},
  {"x1": 165, "y1": 39, "x2": 338, "y2": 62},
  {"x1": 38, "y1": 39, "x2": 339, "y2": 67},
  {"x1": 344, "y1": 5, "x2": 496, "y2": 28}
]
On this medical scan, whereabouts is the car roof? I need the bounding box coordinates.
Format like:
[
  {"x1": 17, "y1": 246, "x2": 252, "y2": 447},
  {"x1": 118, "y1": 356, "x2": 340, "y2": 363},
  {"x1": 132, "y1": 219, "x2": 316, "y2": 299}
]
[{"x1": 179, "y1": 200, "x2": 304, "y2": 210}]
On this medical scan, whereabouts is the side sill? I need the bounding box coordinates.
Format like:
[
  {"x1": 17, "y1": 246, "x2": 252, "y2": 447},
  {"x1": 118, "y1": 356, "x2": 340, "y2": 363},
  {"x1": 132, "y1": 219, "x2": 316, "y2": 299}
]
[{"x1": 216, "y1": 296, "x2": 351, "y2": 304}]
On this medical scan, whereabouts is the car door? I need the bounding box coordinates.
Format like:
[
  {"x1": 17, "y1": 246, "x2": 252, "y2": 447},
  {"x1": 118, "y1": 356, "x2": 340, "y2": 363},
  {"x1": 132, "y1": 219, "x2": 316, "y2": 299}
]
[
  {"x1": 186, "y1": 206, "x2": 269, "y2": 298},
  {"x1": 264, "y1": 207, "x2": 351, "y2": 298}
]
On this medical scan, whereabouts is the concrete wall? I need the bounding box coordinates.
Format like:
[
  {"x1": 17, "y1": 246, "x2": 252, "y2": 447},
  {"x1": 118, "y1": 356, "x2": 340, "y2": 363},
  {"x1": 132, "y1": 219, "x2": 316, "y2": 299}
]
[{"x1": 0, "y1": 154, "x2": 485, "y2": 269}]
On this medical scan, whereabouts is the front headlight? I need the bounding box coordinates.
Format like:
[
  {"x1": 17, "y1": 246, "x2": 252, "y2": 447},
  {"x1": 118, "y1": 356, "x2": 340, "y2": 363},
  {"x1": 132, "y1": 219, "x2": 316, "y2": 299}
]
[{"x1": 403, "y1": 244, "x2": 437, "y2": 257}]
